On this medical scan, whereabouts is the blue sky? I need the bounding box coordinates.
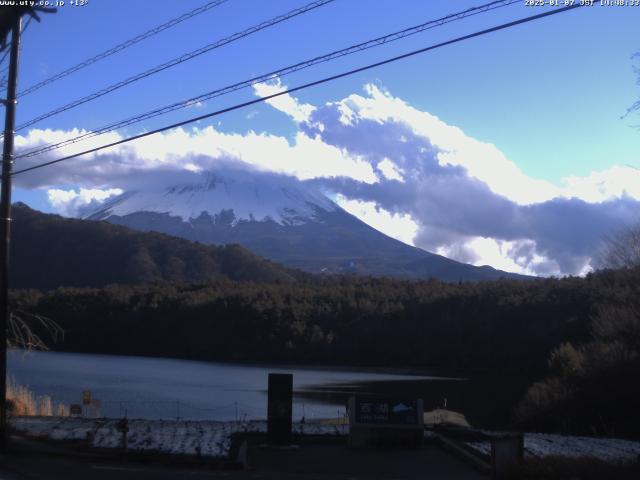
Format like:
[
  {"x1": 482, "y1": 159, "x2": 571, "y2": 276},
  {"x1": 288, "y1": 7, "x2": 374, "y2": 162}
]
[{"x1": 5, "y1": 0, "x2": 640, "y2": 275}]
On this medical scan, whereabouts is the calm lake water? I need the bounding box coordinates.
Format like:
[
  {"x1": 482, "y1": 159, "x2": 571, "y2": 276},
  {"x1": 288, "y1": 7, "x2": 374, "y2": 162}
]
[{"x1": 7, "y1": 350, "x2": 449, "y2": 422}]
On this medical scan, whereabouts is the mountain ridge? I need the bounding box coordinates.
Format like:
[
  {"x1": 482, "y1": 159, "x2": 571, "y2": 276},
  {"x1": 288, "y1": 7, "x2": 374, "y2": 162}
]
[
  {"x1": 10, "y1": 203, "x2": 303, "y2": 290},
  {"x1": 86, "y1": 169, "x2": 530, "y2": 281}
]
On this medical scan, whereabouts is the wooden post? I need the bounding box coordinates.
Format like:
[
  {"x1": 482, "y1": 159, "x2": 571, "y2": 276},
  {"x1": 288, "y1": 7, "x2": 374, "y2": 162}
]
[{"x1": 267, "y1": 373, "x2": 292, "y2": 444}]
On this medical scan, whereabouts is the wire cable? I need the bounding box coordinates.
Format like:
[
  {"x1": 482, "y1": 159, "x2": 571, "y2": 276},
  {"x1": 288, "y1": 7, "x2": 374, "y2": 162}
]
[
  {"x1": 18, "y1": 0, "x2": 231, "y2": 98},
  {"x1": 0, "y1": 50, "x2": 9, "y2": 70},
  {"x1": 0, "y1": 60, "x2": 9, "y2": 89},
  {"x1": 0, "y1": 16, "x2": 32, "y2": 90},
  {"x1": 12, "y1": 0, "x2": 336, "y2": 134},
  {"x1": 16, "y1": 0, "x2": 519, "y2": 159},
  {"x1": 11, "y1": 4, "x2": 583, "y2": 178}
]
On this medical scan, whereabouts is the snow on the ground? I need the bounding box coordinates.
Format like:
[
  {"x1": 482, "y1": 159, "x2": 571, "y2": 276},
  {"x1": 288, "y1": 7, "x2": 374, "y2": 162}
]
[
  {"x1": 16, "y1": 417, "x2": 638, "y2": 463},
  {"x1": 466, "y1": 433, "x2": 640, "y2": 463},
  {"x1": 11, "y1": 417, "x2": 347, "y2": 459}
]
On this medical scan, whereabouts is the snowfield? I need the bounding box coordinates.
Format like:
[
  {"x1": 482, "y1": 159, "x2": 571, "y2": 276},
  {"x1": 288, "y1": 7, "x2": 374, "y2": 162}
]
[
  {"x1": 466, "y1": 433, "x2": 640, "y2": 463},
  {"x1": 13, "y1": 417, "x2": 640, "y2": 464},
  {"x1": 11, "y1": 417, "x2": 347, "y2": 459}
]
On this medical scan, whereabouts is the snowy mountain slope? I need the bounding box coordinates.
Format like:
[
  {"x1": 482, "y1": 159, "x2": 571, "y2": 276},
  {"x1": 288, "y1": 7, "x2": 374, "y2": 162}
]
[
  {"x1": 86, "y1": 169, "x2": 528, "y2": 281},
  {"x1": 88, "y1": 170, "x2": 336, "y2": 227}
]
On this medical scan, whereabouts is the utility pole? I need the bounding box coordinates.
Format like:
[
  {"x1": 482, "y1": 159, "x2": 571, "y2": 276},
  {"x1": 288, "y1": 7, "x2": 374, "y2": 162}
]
[
  {"x1": 0, "y1": 5, "x2": 55, "y2": 451},
  {"x1": 0, "y1": 15, "x2": 21, "y2": 451}
]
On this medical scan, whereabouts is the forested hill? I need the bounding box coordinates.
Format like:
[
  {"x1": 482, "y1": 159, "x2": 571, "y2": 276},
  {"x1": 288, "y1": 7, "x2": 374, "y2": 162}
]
[
  {"x1": 10, "y1": 203, "x2": 303, "y2": 289},
  {"x1": 10, "y1": 237, "x2": 640, "y2": 435},
  {"x1": 15, "y1": 270, "x2": 627, "y2": 374}
]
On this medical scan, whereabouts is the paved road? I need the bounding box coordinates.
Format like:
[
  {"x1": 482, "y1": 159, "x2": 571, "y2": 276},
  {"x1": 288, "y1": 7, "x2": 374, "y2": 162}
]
[
  {"x1": 248, "y1": 443, "x2": 486, "y2": 480},
  {"x1": 1, "y1": 455, "x2": 243, "y2": 480},
  {"x1": 0, "y1": 437, "x2": 487, "y2": 479}
]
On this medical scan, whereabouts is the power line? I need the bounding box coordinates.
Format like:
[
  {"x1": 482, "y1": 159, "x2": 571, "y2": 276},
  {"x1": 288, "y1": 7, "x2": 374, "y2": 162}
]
[
  {"x1": 0, "y1": 62, "x2": 8, "y2": 85},
  {"x1": 0, "y1": 17, "x2": 31, "y2": 90},
  {"x1": 11, "y1": 0, "x2": 336, "y2": 134},
  {"x1": 16, "y1": 0, "x2": 519, "y2": 160},
  {"x1": 0, "y1": 51, "x2": 9, "y2": 70},
  {"x1": 18, "y1": 0, "x2": 231, "y2": 98},
  {"x1": 11, "y1": 4, "x2": 583, "y2": 178},
  {"x1": 0, "y1": 60, "x2": 8, "y2": 88}
]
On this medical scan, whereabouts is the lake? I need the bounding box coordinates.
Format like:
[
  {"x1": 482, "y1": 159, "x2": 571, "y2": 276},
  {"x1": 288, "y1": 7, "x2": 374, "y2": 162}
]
[
  {"x1": 8, "y1": 350, "x2": 528, "y2": 427},
  {"x1": 7, "y1": 350, "x2": 447, "y2": 422}
]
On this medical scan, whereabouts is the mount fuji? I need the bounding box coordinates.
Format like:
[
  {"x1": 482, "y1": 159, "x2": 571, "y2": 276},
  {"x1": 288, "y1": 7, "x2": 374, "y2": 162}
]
[{"x1": 86, "y1": 168, "x2": 526, "y2": 281}]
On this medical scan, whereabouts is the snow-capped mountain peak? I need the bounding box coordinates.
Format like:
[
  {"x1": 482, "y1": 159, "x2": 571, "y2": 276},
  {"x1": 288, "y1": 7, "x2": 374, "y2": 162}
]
[
  {"x1": 84, "y1": 167, "x2": 528, "y2": 281},
  {"x1": 87, "y1": 170, "x2": 336, "y2": 226}
]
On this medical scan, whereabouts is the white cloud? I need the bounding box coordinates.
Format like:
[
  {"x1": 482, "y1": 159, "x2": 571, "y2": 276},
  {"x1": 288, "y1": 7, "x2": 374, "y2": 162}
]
[
  {"x1": 561, "y1": 165, "x2": 640, "y2": 202},
  {"x1": 437, "y1": 237, "x2": 563, "y2": 277},
  {"x1": 377, "y1": 158, "x2": 404, "y2": 182},
  {"x1": 13, "y1": 125, "x2": 378, "y2": 189},
  {"x1": 253, "y1": 79, "x2": 315, "y2": 123},
  {"x1": 335, "y1": 195, "x2": 418, "y2": 246},
  {"x1": 13, "y1": 83, "x2": 640, "y2": 277},
  {"x1": 47, "y1": 188, "x2": 123, "y2": 217},
  {"x1": 332, "y1": 84, "x2": 561, "y2": 205},
  {"x1": 15, "y1": 128, "x2": 123, "y2": 163},
  {"x1": 299, "y1": 84, "x2": 640, "y2": 276}
]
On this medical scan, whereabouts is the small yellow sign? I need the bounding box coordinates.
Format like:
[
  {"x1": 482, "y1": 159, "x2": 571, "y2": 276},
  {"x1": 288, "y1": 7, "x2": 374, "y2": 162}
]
[{"x1": 82, "y1": 389, "x2": 91, "y2": 405}]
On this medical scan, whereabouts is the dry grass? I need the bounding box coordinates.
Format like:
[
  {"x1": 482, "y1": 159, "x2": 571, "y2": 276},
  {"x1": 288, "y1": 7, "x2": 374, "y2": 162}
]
[
  {"x1": 317, "y1": 416, "x2": 349, "y2": 425},
  {"x1": 424, "y1": 408, "x2": 470, "y2": 428},
  {"x1": 6, "y1": 377, "x2": 67, "y2": 417}
]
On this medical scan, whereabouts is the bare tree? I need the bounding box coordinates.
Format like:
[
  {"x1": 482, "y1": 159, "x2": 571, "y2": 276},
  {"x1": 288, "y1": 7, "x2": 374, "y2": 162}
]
[
  {"x1": 601, "y1": 225, "x2": 640, "y2": 270},
  {"x1": 623, "y1": 51, "x2": 640, "y2": 117},
  {"x1": 7, "y1": 310, "x2": 62, "y2": 351}
]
